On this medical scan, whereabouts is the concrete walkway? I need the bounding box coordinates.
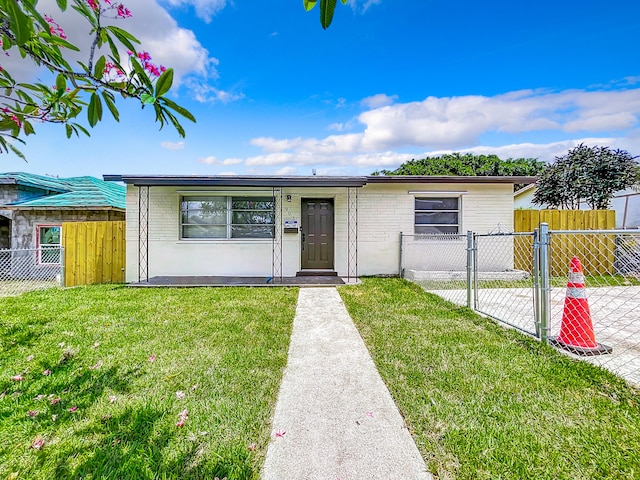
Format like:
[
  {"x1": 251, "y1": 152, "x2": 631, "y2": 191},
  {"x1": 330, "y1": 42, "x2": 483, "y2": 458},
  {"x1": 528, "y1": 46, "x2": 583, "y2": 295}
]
[{"x1": 262, "y1": 287, "x2": 432, "y2": 480}]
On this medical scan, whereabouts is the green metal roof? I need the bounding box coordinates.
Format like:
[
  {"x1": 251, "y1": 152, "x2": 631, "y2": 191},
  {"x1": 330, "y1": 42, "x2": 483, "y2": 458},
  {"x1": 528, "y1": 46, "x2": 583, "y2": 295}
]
[{"x1": 1, "y1": 173, "x2": 125, "y2": 210}]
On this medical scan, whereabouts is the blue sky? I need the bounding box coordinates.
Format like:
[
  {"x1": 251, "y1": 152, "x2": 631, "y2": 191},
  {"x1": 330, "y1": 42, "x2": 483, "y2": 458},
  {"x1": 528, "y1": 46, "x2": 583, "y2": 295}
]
[{"x1": 3, "y1": 0, "x2": 640, "y2": 178}]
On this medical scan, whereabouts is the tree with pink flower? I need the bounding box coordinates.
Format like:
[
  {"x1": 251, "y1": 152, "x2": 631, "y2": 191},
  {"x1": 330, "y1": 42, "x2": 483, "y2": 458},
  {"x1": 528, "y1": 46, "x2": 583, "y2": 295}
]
[{"x1": 0, "y1": 0, "x2": 195, "y2": 159}]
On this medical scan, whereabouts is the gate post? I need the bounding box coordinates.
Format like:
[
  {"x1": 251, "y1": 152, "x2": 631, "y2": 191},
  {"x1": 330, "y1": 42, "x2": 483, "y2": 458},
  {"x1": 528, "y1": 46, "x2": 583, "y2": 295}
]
[
  {"x1": 399, "y1": 232, "x2": 403, "y2": 277},
  {"x1": 466, "y1": 230, "x2": 473, "y2": 309},
  {"x1": 532, "y1": 228, "x2": 540, "y2": 338},
  {"x1": 539, "y1": 223, "x2": 551, "y2": 343}
]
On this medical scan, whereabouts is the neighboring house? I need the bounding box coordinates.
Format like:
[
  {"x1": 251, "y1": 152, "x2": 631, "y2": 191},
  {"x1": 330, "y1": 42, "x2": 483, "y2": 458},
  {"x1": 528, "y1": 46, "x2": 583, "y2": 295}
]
[
  {"x1": 105, "y1": 174, "x2": 535, "y2": 282},
  {"x1": 0, "y1": 173, "x2": 125, "y2": 277},
  {"x1": 514, "y1": 184, "x2": 640, "y2": 229}
]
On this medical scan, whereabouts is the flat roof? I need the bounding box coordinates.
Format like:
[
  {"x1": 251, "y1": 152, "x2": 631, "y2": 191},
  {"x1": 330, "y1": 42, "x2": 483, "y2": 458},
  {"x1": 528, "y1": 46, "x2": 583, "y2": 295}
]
[{"x1": 104, "y1": 174, "x2": 537, "y2": 187}]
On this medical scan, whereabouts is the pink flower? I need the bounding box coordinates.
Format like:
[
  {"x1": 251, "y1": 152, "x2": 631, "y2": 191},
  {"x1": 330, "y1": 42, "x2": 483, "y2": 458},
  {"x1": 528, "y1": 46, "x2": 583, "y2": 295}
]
[
  {"x1": 176, "y1": 408, "x2": 188, "y2": 427},
  {"x1": 43, "y1": 369, "x2": 51, "y2": 376},
  {"x1": 191, "y1": 384, "x2": 198, "y2": 390},
  {"x1": 275, "y1": 429, "x2": 286, "y2": 438},
  {"x1": 117, "y1": 4, "x2": 132, "y2": 17},
  {"x1": 109, "y1": 395, "x2": 117, "y2": 403},
  {"x1": 366, "y1": 411, "x2": 374, "y2": 418},
  {"x1": 11, "y1": 375, "x2": 23, "y2": 381},
  {"x1": 26, "y1": 355, "x2": 34, "y2": 361},
  {"x1": 93, "y1": 342, "x2": 100, "y2": 348},
  {"x1": 148, "y1": 355, "x2": 156, "y2": 362},
  {"x1": 86, "y1": 0, "x2": 98, "y2": 10},
  {"x1": 30, "y1": 438, "x2": 45, "y2": 450},
  {"x1": 68, "y1": 406, "x2": 78, "y2": 412},
  {"x1": 28, "y1": 410, "x2": 39, "y2": 417},
  {"x1": 137, "y1": 51, "x2": 151, "y2": 61},
  {"x1": 248, "y1": 442, "x2": 256, "y2": 451},
  {"x1": 50, "y1": 397, "x2": 61, "y2": 405},
  {"x1": 88, "y1": 360, "x2": 103, "y2": 370},
  {"x1": 176, "y1": 391, "x2": 185, "y2": 399}
]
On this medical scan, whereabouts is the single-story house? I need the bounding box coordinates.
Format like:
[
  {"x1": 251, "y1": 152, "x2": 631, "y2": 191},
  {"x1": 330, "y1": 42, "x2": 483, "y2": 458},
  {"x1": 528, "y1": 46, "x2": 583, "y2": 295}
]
[
  {"x1": 1, "y1": 172, "x2": 125, "y2": 278},
  {"x1": 514, "y1": 184, "x2": 640, "y2": 229},
  {"x1": 105, "y1": 174, "x2": 535, "y2": 283}
]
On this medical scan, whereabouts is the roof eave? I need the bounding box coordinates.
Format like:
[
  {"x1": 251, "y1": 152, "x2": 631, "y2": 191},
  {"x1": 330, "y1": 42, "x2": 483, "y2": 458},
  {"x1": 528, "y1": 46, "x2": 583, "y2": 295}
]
[
  {"x1": 2, "y1": 205, "x2": 125, "y2": 212},
  {"x1": 105, "y1": 174, "x2": 538, "y2": 187}
]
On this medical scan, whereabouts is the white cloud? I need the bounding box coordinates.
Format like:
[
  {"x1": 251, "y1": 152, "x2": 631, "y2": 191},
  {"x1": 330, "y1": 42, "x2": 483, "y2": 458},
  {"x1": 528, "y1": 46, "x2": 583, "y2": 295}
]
[
  {"x1": 355, "y1": 88, "x2": 640, "y2": 150},
  {"x1": 3, "y1": 0, "x2": 224, "y2": 99},
  {"x1": 161, "y1": 0, "x2": 227, "y2": 23},
  {"x1": 232, "y1": 86, "x2": 640, "y2": 175},
  {"x1": 275, "y1": 166, "x2": 297, "y2": 175},
  {"x1": 185, "y1": 81, "x2": 245, "y2": 104},
  {"x1": 161, "y1": 141, "x2": 185, "y2": 150},
  {"x1": 198, "y1": 156, "x2": 243, "y2": 165},
  {"x1": 361, "y1": 93, "x2": 397, "y2": 109},
  {"x1": 349, "y1": 0, "x2": 382, "y2": 13}
]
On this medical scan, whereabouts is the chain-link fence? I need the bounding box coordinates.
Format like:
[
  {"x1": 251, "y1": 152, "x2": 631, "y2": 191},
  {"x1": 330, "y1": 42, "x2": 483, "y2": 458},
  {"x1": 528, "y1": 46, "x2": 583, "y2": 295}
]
[
  {"x1": 0, "y1": 248, "x2": 64, "y2": 297},
  {"x1": 403, "y1": 227, "x2": 640, "y2": 386}
]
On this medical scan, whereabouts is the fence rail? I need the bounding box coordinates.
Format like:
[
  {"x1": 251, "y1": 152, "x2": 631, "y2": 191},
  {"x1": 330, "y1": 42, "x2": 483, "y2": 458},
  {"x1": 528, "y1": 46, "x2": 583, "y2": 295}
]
[
  {"x1": 0, "y1": 248, "x2": 64, "y2": 297},
  {"x1": 403, "y1": 226, "x2": 640, "y2": 386}
]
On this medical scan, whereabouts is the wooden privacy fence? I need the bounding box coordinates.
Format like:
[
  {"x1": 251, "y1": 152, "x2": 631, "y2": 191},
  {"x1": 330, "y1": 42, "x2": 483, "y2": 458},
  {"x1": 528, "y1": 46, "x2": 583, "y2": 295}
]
[
  {"x1": 514, "y1": 210, "x2": 616, "y2": 276},
  {"x1": 62, "y1": 221, "x2": 125, "y2": 287}
]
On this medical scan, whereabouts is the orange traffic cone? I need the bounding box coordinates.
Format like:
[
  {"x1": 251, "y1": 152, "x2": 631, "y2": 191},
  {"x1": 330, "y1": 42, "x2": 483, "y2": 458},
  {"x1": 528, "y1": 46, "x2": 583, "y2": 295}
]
[{"x1": 549, "y1": 256, "x2": 612, "y2": 356}]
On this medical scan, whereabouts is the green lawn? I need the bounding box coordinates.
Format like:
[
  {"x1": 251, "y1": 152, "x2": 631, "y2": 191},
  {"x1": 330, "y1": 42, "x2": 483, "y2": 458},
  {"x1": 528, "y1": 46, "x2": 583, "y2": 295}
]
[
  {"x1": 0, "y1": 285, "x2": 297, "y2": 480},
  {"x1": 339, "y1": 278, "x2": 640, "y2": 480}
]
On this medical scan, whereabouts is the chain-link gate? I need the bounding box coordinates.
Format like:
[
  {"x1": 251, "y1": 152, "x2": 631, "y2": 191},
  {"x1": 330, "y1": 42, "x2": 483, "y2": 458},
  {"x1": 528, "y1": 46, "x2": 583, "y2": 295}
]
[
  {"x1": 0, "y1": 248, "x2": 64, "y2": 297},
  {"x1": 403, "y1": 225, "x2": 640, "y2": 386}
]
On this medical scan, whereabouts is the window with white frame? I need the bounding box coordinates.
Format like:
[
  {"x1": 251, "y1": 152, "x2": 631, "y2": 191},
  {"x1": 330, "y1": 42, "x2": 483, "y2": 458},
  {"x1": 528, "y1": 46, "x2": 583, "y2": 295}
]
[
  {"x1": 414, "y1": 197, "x2": 460, "y2": 234},
  {"x1": 180, "y1": 196, "x2": 275, "y2": 239},
  {"x1": 37, "y1": 225, "x2": 62, "y2": 264}
]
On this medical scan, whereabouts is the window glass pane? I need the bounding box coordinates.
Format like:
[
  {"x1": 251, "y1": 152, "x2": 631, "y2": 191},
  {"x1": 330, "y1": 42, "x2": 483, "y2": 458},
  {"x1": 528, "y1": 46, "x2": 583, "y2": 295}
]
[
  {"x1": 182, "y1": 209, "x2": 226, "y2": 225},
  {"x1": 232, "y1": 225, "x2": 275, "y2": 238},
  {"x1": 182, "y1": 225, "x2": 226, "y2": 239},
  {"x1": 231, "y1": 211, "x2": 274, "y2": 225},
  {"x1": 415, "y1": 198, "x2": 458, "y2": 211},
  {"x1": 415, "y1": 225, "x2": 459, "y2": 234},
  {"x1": 39, "y1": 226, "x2": 61, "y2": 245},
  {"x1": 232, "y1": 197, "x2": 273, "y2": 210},
  {"x1": 415, "y1": 212, "x2": 459, "y2": 225}
]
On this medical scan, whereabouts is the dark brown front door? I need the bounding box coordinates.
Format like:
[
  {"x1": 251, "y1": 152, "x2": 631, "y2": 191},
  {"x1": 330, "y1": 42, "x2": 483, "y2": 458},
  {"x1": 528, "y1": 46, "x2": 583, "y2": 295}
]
[{"x1": 301, "y1": 199, "x2": 334, "y2": 270}]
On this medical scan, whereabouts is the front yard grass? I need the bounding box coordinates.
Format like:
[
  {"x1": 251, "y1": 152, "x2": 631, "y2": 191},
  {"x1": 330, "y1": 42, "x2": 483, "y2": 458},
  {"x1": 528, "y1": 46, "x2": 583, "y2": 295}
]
[
  {"x1": 340, "y1": 278, "x2": 640, "y2": 480},
  {"x1": 0, "y1": 285, "x2": 297, "y2": 480}
]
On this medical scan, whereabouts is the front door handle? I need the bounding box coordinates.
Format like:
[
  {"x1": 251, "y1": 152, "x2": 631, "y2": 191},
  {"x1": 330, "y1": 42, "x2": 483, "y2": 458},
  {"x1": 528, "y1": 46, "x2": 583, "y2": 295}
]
[{"x1": 301, "y1": 232, "x2": 305, "y2": 250}]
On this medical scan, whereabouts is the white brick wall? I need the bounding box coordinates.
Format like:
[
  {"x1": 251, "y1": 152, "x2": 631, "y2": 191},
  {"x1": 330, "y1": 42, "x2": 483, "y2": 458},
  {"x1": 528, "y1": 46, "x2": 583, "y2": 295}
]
[{"x1": 124, "y1": 182, "x2": 516, "y2": 281}]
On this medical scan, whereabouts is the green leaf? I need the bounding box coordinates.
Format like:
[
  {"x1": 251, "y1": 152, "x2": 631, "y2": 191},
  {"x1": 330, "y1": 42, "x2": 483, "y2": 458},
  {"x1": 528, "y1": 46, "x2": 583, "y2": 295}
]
[
  {"x1": 159, "y1": 97, "x2": 196, "y2": 123},
  {"x1": 6, "y1": 0, "x2": 33, "y2": 45},
  {"x1": 71, "y1": 123, "x2": 91, "y2": 137},
  {"x1": 319, "y1": 0, "x2": 337, "y2": 29},
  {"x1": 9, "y1": 143, "x2": 27, "y2": 161},
  {"x1": 56, "y1": 0, "x2": 68, "y2": 11},
  {"x1": 131, "y1": 58, "x2": 153, "y2": 91},
  {"x1": 65, "y1": 123, "x2": 73, "y2": 138},
  {"x1": 105, "y1": 36, "x2": 121, "y2": 63},
  {"x1": 101, "y1": 91, "x2": 120, "y2": 122},
  {"x1": 23, "y1": 120, "x2": 35, "y2": 136},
  {"x1": 94, "y1": 56, "x2": 106, "y2": 78},
  {"x1": 163, "y1": 109, "x2": 186, "y2": 138},
  {"x1": 303, "y1": 0, "x2": 317, "y2": 11},
  {"x1": 140, "y1": 93, "x2": 156, "y2": 105},
  {"x1": 87, "y1": 92, "x2": 102, "y2": 127},
  {"x1": 154, "y1": 68, "x2": 173, "y2": 98},
  {"x1": 106, "y1": 25, "x2": 140, "y2": 52},
  {"x1": 55, "y1": 74, "x2": 66, "y2": 93},
  {"x1": 340, "y1": 0, "x2": 347, "y2": 3}
]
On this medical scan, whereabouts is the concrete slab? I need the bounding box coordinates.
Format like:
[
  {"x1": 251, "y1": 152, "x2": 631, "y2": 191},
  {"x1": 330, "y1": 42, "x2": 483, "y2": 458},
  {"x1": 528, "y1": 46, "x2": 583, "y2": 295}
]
[{"x1": 262, "y1": 287, "x2": 431, "y2": 480}]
